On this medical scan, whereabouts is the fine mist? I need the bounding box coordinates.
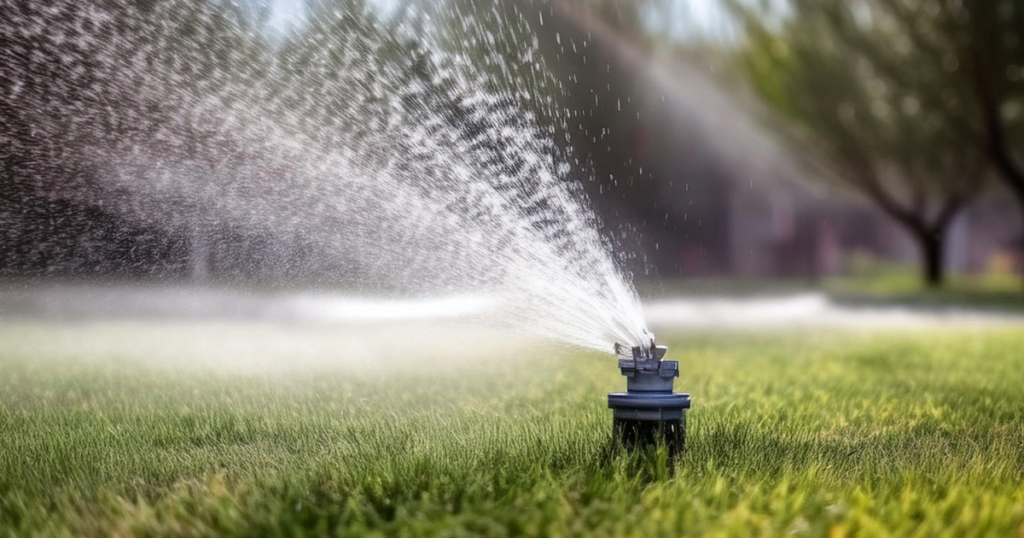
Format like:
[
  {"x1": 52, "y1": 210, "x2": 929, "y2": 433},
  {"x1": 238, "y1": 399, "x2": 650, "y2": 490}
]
[{"x1": 1, "y1": 1, "x2": 653, "y2": 352}]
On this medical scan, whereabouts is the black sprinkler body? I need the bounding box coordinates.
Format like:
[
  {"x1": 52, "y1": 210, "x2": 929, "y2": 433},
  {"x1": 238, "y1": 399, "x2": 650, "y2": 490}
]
[{"x1": 608, "y1": 343, "x2": 690, "y2": 453}]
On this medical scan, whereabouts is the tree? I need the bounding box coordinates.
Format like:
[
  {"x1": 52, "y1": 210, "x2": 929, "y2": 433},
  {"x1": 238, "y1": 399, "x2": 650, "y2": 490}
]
[
  {"x1": 731, "y1": 1, "x2": 987, "y2": 287},
  {"x1": 777, "y1": 0, "x2": 1024, "y2": 277}
]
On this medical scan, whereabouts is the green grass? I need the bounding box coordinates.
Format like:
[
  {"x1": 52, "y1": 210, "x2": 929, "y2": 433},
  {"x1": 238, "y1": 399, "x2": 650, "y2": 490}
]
[
  {"x1": 2, "y1": 323, "x2": 1024, "y2": 536},
  {"x1": 640, "y1": 273, "x2": 1024, "y2": 313},
  {"x1": 825, "y1": 261, "x2": 1024, "y2": 312}
]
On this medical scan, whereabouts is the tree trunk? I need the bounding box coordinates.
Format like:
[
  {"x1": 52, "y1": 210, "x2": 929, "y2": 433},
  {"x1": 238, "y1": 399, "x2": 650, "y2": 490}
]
[
  {"x1": 979, "y1": 80, "x2": 1024, "y2": 281},
  {"x1": 991, "y1": 147, "x2": 1024, "y2": 220},
  {"x1": 1011, "y1": 188, "x2": 1024, "y2": 288},
  {"x1": 989, "y1": 136, "x2": 1024, "y2": 284},
  {"x1": 972, "y1": 62, "x2": 1024, "y2": 284},
  {"x1": 918, "y1": 231, "x2": 945, "y2": 289}
]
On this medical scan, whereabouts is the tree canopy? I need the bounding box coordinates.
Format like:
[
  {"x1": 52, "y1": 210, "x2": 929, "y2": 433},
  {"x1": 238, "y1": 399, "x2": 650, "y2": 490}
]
[{"x1": 730, "y1": 0, "x2": 998, "y2": 286}]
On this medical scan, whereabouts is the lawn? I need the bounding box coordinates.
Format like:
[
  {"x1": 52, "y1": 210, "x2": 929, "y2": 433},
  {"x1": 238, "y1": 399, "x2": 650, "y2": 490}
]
[
  {"x1": 826, "y1": 264, "x2": 1024, "y2": 313},
  {"x1": 1, "y1": 321, "x2": 1023, "y2": 537}
]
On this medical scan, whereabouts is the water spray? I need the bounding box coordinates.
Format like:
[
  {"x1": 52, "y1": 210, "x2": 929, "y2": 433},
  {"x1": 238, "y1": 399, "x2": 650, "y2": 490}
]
[{"x1": 608, "y1": 333, "x2": 690, "y2": 453}]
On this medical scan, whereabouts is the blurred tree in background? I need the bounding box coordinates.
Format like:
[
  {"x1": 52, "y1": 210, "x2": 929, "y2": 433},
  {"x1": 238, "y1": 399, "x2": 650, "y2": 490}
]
[
  {"x1": 820, "y1": 0, "x2": 1024, "y2": 220},
  {"x1": 730, "y1": 0, "x2": 987, "y2": 287},
  {"x1": 729, "y1": 0, "x2": 1024, "y2": 286}
]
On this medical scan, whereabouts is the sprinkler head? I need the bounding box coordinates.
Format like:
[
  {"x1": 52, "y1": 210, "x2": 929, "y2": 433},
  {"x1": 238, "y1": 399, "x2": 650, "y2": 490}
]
[{"x1": 607, "y1": 342, "x2": 690, "y2": 454}]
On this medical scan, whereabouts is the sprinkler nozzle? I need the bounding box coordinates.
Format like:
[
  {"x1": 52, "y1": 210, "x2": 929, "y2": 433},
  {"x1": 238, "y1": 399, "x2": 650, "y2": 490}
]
[{"x1": 607, "y1": 342, "x2": 690, "y2": 454}]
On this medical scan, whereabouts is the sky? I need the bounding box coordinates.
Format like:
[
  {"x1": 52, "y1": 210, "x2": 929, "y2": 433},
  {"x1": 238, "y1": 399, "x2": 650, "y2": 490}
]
[
  {"x1": 267, "y1": 0, "x2": 306, "y2": 34},
  {"x1": 648, "y1": 0, "x2": 733, "y2": 41},
  {"x1": 266, "y1": 0, "x2": 730, "y2": 39}
]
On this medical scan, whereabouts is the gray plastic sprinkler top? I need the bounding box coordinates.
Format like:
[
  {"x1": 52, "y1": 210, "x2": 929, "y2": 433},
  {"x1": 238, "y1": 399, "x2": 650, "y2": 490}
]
[{"x1": 607, "y1": 337, "x2": 690, "y2": 452}]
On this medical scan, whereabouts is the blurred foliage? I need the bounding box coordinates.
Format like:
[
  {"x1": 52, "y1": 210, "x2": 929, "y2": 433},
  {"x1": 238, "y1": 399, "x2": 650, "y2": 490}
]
[
  {"x1": 831, "y1": 0, "x2": 1024, "y2": 206},
  {"x1": 729, "y1": 0, "x2": 990, "y2": 288}
]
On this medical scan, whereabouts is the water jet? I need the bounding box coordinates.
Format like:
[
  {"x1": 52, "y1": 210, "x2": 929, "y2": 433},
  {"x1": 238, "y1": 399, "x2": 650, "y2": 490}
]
[
  {"x1": 3, "y1": 0, "x2": 655, "y2": 358},
  {"x1": 608, "y1": 339, "x2": 690, "y2": 453}
]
